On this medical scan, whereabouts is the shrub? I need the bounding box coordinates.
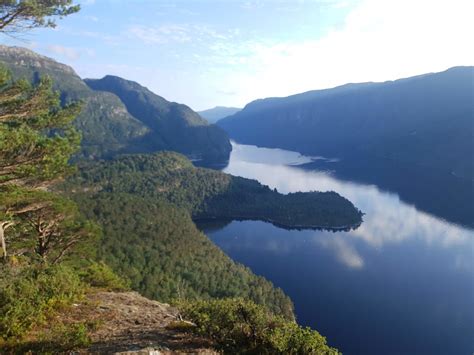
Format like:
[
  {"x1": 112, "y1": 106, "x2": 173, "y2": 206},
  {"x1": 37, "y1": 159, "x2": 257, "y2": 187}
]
[
  {"x1": 178, "y1": 298, "x2": 339, "y2": 354},
  {"x1": 0, "y1": 264, "x2": 85, "y2": 340},
  {"x1": 1, "y1": 321, "x2": 93, "y2": 353},
  {"x1": 42, "y1": 322, "x2": 92, "y2": 349},
  {"x1": 78, "y1": 261, "x2": 130, "y2": 291}
]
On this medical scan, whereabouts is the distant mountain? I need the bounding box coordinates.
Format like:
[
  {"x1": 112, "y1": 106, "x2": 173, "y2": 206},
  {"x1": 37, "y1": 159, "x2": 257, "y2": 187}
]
[
  {"x1": 219, "y1": 67, "x2": 474, "y2": 179},
  {"x1": 0, "y1": 45, "x2": 231, "y2": 164},
  {"x1": 198, "y1": 106, "x2": 241, "y2": 123},
  {"x1": 85, "y1": 76, "x2": 232, "y2": 163}
]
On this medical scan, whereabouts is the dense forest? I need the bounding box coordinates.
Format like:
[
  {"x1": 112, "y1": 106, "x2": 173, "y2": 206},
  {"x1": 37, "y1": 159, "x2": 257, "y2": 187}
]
[
  {"x1": 219, "y1": 67, "x2": 474, "y2": 180},
  {"x1": 0, "y1": 45, "x2": 231, "y2": 164},
  {"x1": 67, "y1": 152, "x2": 363, "y2": 229},
  {"x1": 72, "y1": 192, "x2": 294, "y2": 319}
]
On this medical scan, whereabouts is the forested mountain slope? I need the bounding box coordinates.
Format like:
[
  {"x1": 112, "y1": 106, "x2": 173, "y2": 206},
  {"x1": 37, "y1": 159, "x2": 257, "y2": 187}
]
[
  {"x1": 219, "y1": 67, "x2": 474, "y2": 179},
  {"x1": 0, "y1": 45, "x2": 231, "y2": 164},
  {"x1": 85, "y1": 76, "x2": 231, "y2": 163},
  {"x1": 72, "y1": 193, "x2": 295, "y2": 319}
]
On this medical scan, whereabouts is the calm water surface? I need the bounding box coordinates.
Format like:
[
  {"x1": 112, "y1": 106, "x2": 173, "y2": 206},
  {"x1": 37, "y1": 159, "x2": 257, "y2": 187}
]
[{"x1": 198, "y1": 142, "x2": 474, "y2": 355}]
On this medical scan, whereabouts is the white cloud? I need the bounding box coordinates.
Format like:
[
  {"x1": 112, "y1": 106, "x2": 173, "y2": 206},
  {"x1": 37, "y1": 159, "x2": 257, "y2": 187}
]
[
  {"x1": 76, "y1": 30, "x2": 119, "y2": 46},
  {"x1": 217, "y1": 89, "x2": 238, "y2": 96},
  {"x1": 53, "y1": 0, "x2": 473, "y2": 110},
  {"x1": 223, "y1": 154, "x2": 472, "y2": 250},
  {"x1": 331, "y1": 0, "x2": 351, "y2": 9},
  {"x1": 127, "y1": 24, "x2": 236, "y2": 45},
  {"x1": 84, "y1": 15, "x2": 99, "y2": 22},
  {"x1": 217, "y1": 0, "x2": 474, "y2": 105},
  {"x1": 220, "y1": 145, "x2": 472, "y2": 270},
  {"x1": 45, "y1": 45, "x2": 95, "y2": 61},
  {"x1": 46, "y1": 45, "x2": 81, "y2": 60},
  {"x1": 128, "y1": 24, "x2": 192, "y2": 44},
  {"x1": 241, "y1": 0, "x2": 264, "y2": 10}
]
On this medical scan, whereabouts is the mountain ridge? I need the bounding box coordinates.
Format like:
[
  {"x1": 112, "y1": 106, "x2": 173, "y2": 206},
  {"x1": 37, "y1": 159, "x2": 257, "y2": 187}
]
[
  {"x1": 219, "y1": 66, "x2": 474, "y2": 179},
  {"x1": 239, "y1": 66, "x2": 470, "y2": 110},
  {"x1": 85, "y1": 75, "x2": 232, "y2": 162}
]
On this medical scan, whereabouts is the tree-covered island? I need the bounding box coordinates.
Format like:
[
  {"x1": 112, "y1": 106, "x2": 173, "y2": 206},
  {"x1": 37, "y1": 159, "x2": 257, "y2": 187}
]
[{"x1": 65, "y1": 152, "x2": 363, "y2": 230}]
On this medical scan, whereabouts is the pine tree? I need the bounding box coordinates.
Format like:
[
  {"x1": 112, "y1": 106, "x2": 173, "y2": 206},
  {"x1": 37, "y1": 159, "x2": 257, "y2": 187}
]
[
  {"x1": 0, "y1": 0, "x2": 80, "y2": 35},
  {"x1": 0, "y1": 67, "x2": 82, "y2": 261}
]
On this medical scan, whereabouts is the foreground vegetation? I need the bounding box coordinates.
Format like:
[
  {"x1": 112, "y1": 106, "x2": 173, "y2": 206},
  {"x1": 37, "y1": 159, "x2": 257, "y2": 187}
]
[
  {"x1": 73, "y1": 192, "x2": 294, "y2": 319},
  {"x1": 178, "y1": 298, "x2": 340, "y2": 354},
  {"x1": 0, "y1": 261, "x2": 130, "y2": 352}
]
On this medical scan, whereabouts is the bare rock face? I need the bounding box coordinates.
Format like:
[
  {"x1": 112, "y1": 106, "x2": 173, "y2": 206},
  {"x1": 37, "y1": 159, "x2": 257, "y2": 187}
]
[
  {"x1": 0, "y1": 45, "x2": 77, "y2": 75},
  {"x1": 70, "y1": 291, "x2": 217, "y2": 354}
]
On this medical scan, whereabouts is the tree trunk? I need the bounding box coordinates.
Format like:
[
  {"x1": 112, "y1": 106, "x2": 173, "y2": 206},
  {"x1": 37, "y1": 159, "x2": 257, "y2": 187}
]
[
  {"x1": 0, "y1": 221, "x2": 14, "y2": 261},
  {"x1": 1, "y1": 222, "x2": 8, "y2": 261},
  {"x1": 0, "y1": 224, "x2": 6, "y2": 261}
]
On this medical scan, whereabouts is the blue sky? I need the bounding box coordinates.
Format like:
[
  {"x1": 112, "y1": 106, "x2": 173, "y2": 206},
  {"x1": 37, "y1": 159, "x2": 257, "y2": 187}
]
[{"x1": 1, "y1": 0, "x2": 473, "y2": 110}]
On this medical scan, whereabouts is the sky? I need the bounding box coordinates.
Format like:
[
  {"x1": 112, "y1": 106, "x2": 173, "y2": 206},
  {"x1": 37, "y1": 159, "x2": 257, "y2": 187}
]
[{"x1": 1, "y1": 0, "x2": 473, "y2": 111}]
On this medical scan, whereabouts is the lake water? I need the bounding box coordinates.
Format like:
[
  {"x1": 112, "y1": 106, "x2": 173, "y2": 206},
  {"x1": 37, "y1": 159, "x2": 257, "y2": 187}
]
[{"x1": 197, "y1": 142, "x2": 474, "y2": 355}]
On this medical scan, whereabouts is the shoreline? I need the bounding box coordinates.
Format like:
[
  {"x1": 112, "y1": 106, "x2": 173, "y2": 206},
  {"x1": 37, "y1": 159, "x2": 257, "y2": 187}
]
[{"x1": 193, "y1": 215, "x2": 363, "y2": 232}]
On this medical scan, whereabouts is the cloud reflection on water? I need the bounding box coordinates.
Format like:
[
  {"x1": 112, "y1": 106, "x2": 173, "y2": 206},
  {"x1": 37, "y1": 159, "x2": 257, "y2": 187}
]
[
  {"x1": 221, "y1": 143, "x2": 473, "y2": 269},
  {"x1": 319, "y1": 236, "x2": 365, "y2": 269}
]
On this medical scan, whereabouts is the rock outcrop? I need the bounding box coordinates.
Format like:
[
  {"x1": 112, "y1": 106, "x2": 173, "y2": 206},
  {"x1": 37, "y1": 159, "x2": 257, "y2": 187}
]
[{"x1": 68, "y1": 291, "x2": 217, "y2": 354}]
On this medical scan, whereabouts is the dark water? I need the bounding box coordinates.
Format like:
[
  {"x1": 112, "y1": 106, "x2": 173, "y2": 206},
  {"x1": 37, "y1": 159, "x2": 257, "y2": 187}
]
[{"x1": 197, "y1": 142, "x2": 474, "y2": 355}]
